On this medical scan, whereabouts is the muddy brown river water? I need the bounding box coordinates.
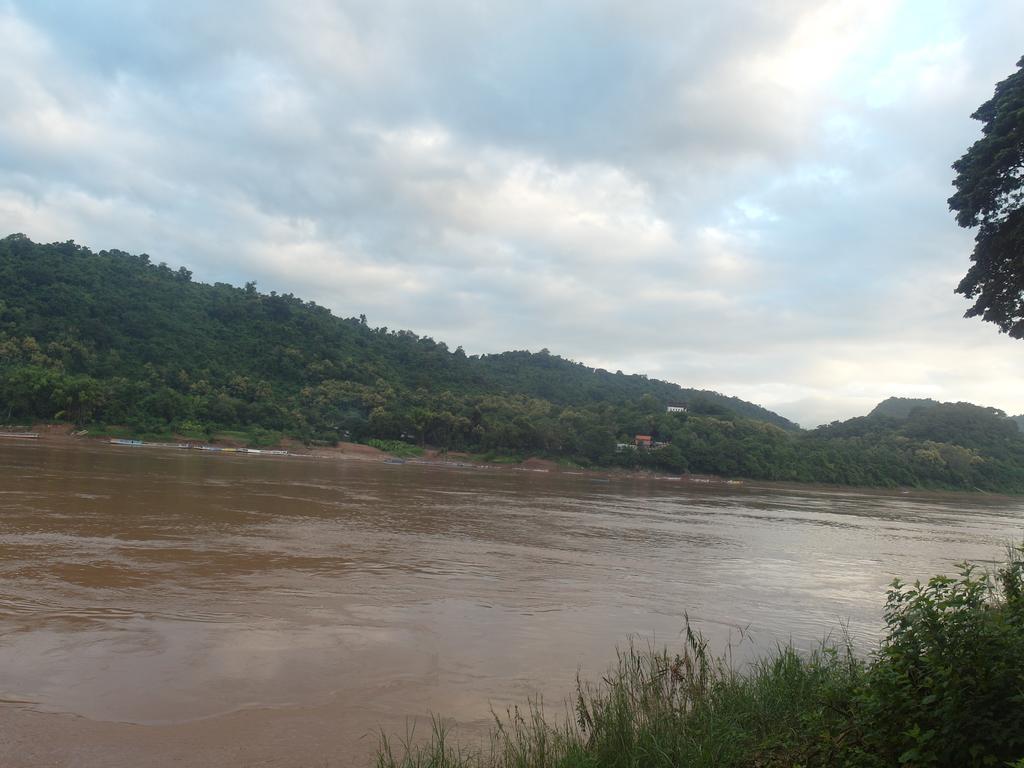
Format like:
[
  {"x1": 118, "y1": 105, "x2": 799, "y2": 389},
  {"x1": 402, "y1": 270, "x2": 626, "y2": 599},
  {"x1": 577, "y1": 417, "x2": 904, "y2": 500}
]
[{"x1": 1, "y1": 441, "x2": 1022, "y2": 766}]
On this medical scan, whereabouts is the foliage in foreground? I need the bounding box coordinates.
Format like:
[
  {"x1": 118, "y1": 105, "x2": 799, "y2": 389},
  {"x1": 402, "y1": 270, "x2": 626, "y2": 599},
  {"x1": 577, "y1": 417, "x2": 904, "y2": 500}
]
[{"x1": 377, "y1": 550, "x2": 1024, "y2": 768}]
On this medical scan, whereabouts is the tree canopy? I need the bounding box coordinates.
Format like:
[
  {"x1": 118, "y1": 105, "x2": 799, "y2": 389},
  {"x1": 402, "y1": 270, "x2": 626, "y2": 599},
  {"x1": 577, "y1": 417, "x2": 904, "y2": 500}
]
[
  {"x1": 4, "y1": 234, "x2": 1024, "y2": 492},
  {"x1": 949, "y1": 55, "x2": 1024, "y2": 336}
]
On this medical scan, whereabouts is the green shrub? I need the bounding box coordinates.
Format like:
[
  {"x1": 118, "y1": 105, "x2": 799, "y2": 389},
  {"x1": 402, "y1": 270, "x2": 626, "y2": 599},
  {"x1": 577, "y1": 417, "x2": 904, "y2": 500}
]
[
  {"x1": 367, "y1": 439, "x2": 424, "y2": 458},
  {"x1": 851, "y1": 549, "x2": 1024, "y2": 768},
  {"x1": 245, "y1": 428, "x2": 283, "y2": 448},
  {"x1": 175, "y1": 419, "x2": 210, "y2": 439}
]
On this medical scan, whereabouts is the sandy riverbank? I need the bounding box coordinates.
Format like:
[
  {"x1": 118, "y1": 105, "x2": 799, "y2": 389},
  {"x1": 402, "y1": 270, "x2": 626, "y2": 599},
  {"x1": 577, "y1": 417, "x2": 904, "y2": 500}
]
[{"x1": 3, "y1": 424, "x2": 672, "y2": 482}]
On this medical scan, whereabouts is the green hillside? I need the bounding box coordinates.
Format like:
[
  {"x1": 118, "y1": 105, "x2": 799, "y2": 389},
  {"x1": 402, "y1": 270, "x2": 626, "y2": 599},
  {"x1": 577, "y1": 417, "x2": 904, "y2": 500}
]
[
  {"x1": 4, "y1": 234, "x2": 1024, "y2": 492},
  {"x1": 869, "y1": 396, "x2": 942, "y2": 420},
  {"x1": 470, "y1": 350, "x2": 797, "y2": 427},
  {"x1": 0, "y1": 234, "x2": 792, "y2": 434}
]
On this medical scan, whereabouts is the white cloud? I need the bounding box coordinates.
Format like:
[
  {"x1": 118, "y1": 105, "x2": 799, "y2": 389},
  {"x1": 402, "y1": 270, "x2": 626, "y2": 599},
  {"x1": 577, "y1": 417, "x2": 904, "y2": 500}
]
[{"x1": 2, "y1": 0, "x2": 1024, "y2": 426}]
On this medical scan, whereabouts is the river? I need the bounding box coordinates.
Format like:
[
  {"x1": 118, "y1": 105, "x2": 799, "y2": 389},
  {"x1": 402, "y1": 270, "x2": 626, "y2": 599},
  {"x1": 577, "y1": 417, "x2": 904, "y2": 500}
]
[{"x1": 1, "y1": 441, "x2": 1022, "y2": 766}]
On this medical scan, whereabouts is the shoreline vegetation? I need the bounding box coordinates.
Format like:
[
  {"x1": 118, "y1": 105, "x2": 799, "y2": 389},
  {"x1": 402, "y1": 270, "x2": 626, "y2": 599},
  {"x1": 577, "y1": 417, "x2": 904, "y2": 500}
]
[
  {"x1": 2, "y1": 424, "x2": 1024, "y2": 500},
  {"x1": 4, "y1": 235, "x2": 1024, "y2": 494},
  {"x1": 0, "y1": 423, "x2": 745, "y2": 485},
  {"x1": 377, "y1": 551, "x2": 1024, "y2": 768},
  {"x1": 5, "y1": 424, "x2": 1019, "y2": 500}
]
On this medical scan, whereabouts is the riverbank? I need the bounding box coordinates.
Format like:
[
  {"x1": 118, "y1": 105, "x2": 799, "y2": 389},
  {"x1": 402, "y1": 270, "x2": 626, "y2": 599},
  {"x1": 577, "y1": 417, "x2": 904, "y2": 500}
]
[
  {"x1": 2, "y1": 423, "x2": 747, "y2": 486},
  {"x1": 8, "y1": 423, "x2": 1021, "y2": 500},
  {"x1": 378, "y1": 552, "x2": 1024, "y2": 768}
]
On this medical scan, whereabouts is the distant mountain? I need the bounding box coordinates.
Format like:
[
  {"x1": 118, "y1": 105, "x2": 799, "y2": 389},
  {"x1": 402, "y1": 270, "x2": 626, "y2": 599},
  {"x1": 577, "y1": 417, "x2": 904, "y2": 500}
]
[
  {"x1": 866, "y1": 397, "x2": 1021, "y2": 448},
  {"x1": 870, "y1": 397, "x2": 942, "y2": 420},
  {"x1": 830, "y1": 398, "x2": 1021, "y2": 450}
]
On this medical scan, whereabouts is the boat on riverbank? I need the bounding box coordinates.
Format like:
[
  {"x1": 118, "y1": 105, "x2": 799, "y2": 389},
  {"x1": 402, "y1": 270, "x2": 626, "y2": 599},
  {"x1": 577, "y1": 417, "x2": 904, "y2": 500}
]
[{"x1": 106, "y1": 437, "x2": 290, "y2": 457}]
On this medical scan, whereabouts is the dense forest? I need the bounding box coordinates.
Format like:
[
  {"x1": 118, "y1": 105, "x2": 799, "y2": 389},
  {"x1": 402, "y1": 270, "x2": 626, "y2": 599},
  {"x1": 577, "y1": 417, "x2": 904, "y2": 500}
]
[{"x1": 4, "y1": 234, "x2": 1024, "y2": 492}]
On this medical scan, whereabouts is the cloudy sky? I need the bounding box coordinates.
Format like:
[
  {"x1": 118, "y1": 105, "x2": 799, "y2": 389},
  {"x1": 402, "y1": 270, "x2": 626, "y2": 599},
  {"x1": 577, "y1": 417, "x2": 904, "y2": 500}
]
[{"x1": 1, "y1": 0, "x2": 1022, "y2": 426}]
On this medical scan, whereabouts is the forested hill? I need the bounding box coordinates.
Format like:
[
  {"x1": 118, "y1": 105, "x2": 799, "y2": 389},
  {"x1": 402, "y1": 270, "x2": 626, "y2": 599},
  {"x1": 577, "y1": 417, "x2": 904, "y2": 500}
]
[
  {"x1": 869, "y1": 397, "x2": 942, "y2": 420},
  {"x1": 0, "y1": 234, "x2": 793, "y2": 432},
  {"x1": 5, "y1": 234, "x2": 1024, "y2": 493},
  {"x1": 465, "y1": 350, "x2": 796, "y2": 427}
]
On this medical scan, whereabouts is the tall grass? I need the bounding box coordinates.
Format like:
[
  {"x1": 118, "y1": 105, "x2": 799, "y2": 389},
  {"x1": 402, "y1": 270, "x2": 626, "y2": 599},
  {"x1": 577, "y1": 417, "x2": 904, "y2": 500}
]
[
  {"x1": 376, "y1": 549, "x2": 1024, "y2": 768},
  {"x1": 378, "y1": 628, "x2": 866, "y2": 768}
]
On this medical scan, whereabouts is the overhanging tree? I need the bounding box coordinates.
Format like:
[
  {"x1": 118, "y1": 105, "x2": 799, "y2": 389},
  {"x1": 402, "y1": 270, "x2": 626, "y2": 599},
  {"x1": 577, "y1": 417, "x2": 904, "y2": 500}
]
[{"x1": 949, "y1": 55, "x2": 1024, "y2": 337}]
